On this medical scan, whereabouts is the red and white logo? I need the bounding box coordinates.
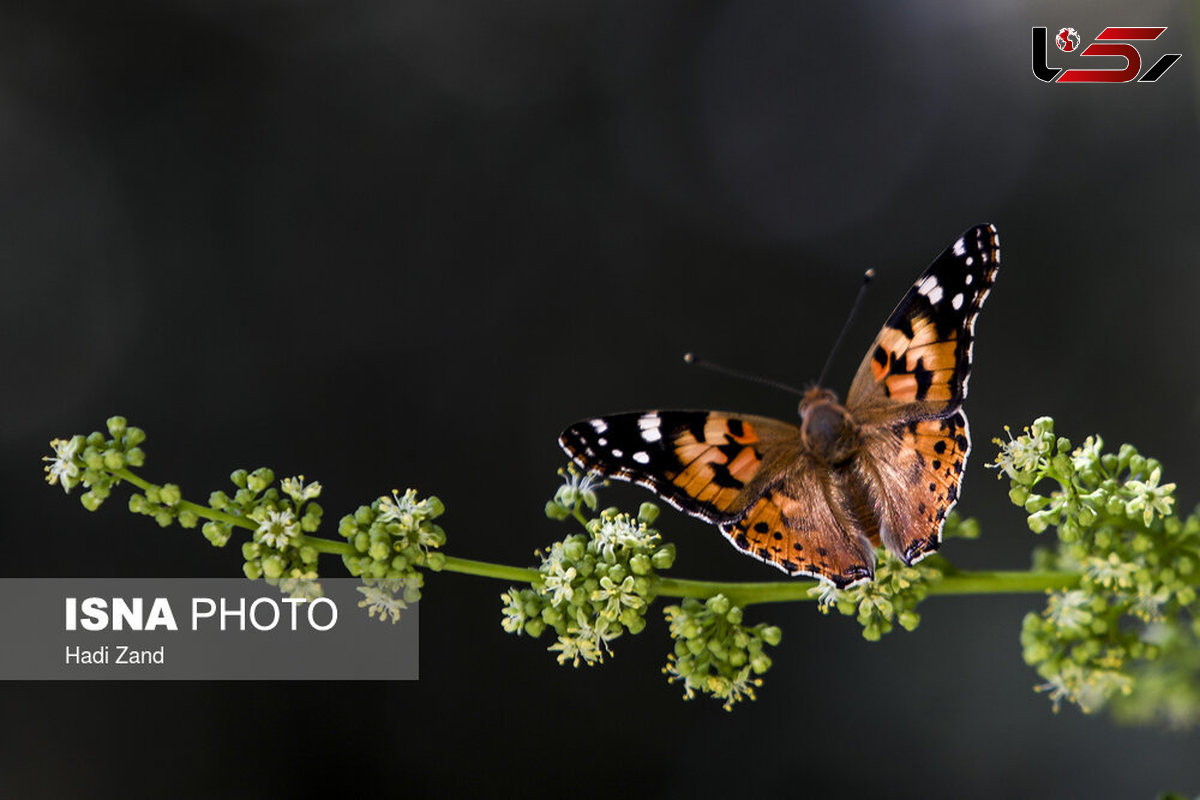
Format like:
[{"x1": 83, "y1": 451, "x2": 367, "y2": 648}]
[
  {"x1": 1056, "y1": 28, "x2": 1081, "y2": 52},
  {"x1": 1033, "y1": 26, "x2": 1182, "y2": 83}
]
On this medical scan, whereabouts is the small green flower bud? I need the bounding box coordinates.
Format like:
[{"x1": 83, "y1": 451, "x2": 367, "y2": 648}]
[
  {"x1": 103, "y1": 450, "x2": 125, "y2": 470},
  {"x1": 159, "y1": 484, "x2": 182, "y2": 506},
  {"x1": 545, "y1": 501, "x2": 570, "y2": 520},
  {"x1": 563, "y1": 537, "x2": 586, "y2": 562},
  {"x1": 106, "y1": 416, "x2": 127, "y2": 438},
  {"x1": 261, "y1": 555, "x2": 285, "y2": 579},
  {"x1": 638, "y1": 502, "x2": 660, "y2": 525},
  {"x1": 706, "y1": 594, "x2": 731, "y2": 615},
  {"x1": 629, "y1": 553, "x2": 652, "y2": 575},
  {"x1": 524, "y1": 618, "x2": 546, "y2": 638},
  {"x1": 202, "y1": 521, "x2": 231, "y2": 547},
  {"x1": 247, "y1": 468, "x2": 274, "y2": 493},
  {"x1": 725, "y1": 606, "x2": 743, "y2": 625},
  {"x1": 124, "y1": 447, "x2": 145, "y2": 467},
  {"x1": 651, "y1": 544, "x2": 676, "y2": 570},
  {"x1": 1009, "y1": 484, "x2": 1030, "y2": 506},
  {"x1": 898, "y1": 611, "x2": 921, "y2": 631},
  {"x1": 154, "y1": 510, "x2": 173, "y2": 527},
  {"x1": 424, "y1": 552, "x2": 446, "y2": 571},
  {"x1": 177, "y1": 510, "x2": 198, "y2": 528},
  {"x1": 123, "y1": 427, "x2": 146, "y2": 447},
  {"x1": 81, "y1": 491, "x2": 103, "y2": 511},
  {"x1": 1128, "y1": 454, "x2": 1146, "y2": 477},
  {"x1": 243, "y1": 561, "x2": 262, "y2": 580}
]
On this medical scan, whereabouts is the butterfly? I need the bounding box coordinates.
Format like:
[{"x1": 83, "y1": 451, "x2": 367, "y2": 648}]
[{"x1": 559, "y1": 224, "x2": 1000, "y2": 588}]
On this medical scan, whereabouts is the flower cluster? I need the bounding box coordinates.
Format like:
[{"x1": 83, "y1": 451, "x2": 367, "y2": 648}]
[
  {"x1": 338, "y1": 489, "x2": 447, "y2": 621},
  {"x1": 43, "y1": 416, "x2": 145, "y2": 511},
  {"x1": 662, "y1": 594, "x2": 782, "y2": 711},
  {"x1": 500, "y1": 472, "x2": 673, "y2": 667},
  {"x1": 994, "y1": 417, "x2": 1200, "y2": 726},
  {"x1": 808, "y1": 512, "x2": 976, "y2": 640},
  {"x1": 208, "y1": 469, "x2": 326, "y2": 596}
]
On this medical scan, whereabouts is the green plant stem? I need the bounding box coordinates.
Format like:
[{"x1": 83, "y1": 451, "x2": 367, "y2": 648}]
[
  {"x1": 111, "y1": 466, "x2": 1083, "y2": 603},
  {"x1": 441, "y1": 556, "x2": 540, "y2": 583},
  {"x1": 654, "y1": 570, "x2": 1082, "y2": 606},
  {"x1": 115, "y1": 468, "x2": 250, "y2": 531}
]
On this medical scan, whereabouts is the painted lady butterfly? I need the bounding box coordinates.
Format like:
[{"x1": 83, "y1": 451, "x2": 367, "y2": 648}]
[{"x1": 559, "y1": 224, "x2": 1000, "y2": 588}]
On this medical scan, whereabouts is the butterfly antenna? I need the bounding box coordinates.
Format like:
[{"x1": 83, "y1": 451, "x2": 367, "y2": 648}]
[
  {"x1": 682, "y1": 353, "x2": 807, "y2": 398},
  {"x1": 815, "y1": 268, "x2": 875, "y2": 387}
]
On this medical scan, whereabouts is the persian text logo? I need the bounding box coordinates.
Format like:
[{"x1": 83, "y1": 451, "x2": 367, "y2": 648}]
[{"x1": 1033, "y1": 27, "x2": 1182, "y2": 83}]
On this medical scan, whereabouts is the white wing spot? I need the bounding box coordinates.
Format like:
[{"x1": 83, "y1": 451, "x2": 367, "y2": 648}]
[
  {"x1": 952, "y1": 293, "x2": 964, "y2": 311},
  {"x1": 965, "y1": 273, "x2": 974, "y2": 285},
  {"x1": 632, "y1": 451, "x2": 650, "y2": 464},
  {"x1": 590, "y1": 419, "x2": 608, "y2": 434},
  {"x1": 953, "y1": 237, "x2": 966, "y2": 256},
  {"x1": 917, "y1": 275, "x2": 941, "y2": 301},
  {"x1": 611, "y1": 449, "x2": 624, "y2": 458},
  {"x1": 638, "y1": 412, "x2": 663, "y2": 442},
  {"x1": 597, "y1": 437, "x2": 607, "y2": 446},
  {"x1": 965, "y1": 256, "x2": 974, "y2": 266}
]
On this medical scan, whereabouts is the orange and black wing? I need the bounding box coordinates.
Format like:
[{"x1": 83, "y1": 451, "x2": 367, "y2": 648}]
[
  {"x1": 846, "y1": 223, "x2": 1000, "y2": 423},
  {"x1": 559, "y1": 411, "x2": 795, "y2": 523},
  {"x1": 718, "y1": 472, "x2": 876, "y2": 588},
  {"x1": 855, "y1": 411, "x2": 971, "y2": 565},
  {"x1": 846, "y1": 224, "x2": 999, "y2": 563},
  {"x1": 560, "y1": 410, "x2": 876, "y2": 587}
]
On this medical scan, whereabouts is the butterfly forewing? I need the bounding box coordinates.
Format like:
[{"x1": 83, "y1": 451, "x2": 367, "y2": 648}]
[
  {"x1": 846, "y1": 224, "x2": 999, "y2": 564},
  {"x1": 846, "y1": 223, "x2": 1000, "y2": 422},
  {"x1": 559, "y1": 410, "x2": 801, "y2": 523}
]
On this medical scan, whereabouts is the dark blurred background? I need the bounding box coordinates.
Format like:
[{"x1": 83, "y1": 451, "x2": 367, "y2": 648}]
[{"x1": 4, "y1": 0, "x2": 1199, "y2": 796}]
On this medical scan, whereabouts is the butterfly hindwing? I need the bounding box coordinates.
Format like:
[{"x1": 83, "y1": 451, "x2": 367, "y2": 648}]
[
  {"x1": 559, "y1": 410, "x2": 800, "y2": 524},
  {"x1": 846, "y1": 223, "x2": 1000, "y2": 421},
  {"x1": 719, "y1": 475, "x2": 876, "y2": 588},
  {"x1": 856, "y1": 410, "x2": 971, "y2": 565}
]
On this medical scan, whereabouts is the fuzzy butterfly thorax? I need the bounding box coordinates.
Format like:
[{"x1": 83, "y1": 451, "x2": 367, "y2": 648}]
[
  {"x1": 560, "y1": 224, "x2": 1000, "y2": 588},
  {"x1": 797, "y1": 387, "x2": 859, "y2": 467}
]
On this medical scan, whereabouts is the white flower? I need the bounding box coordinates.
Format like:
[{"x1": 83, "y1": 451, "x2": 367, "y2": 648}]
[
  {"x1": 281, "y1": 475, "x2": 322, "y2": 503},
  {"x1": 357, "y1": 581, "x2": 408, "y2": 624},
  {"x1": 713, "y1": 666, "x2": 762, "y2": 711},
  {"x1": 556, "y1": 469, "x2": 603, "y2": 508},
  {"x1": 990, "y1": 425, "x2": 1050, "y2": 479},
  {"x1": 377, "y1": 488, "x2": 421, "y2": 525},
  {"x1": 1083, "y1": 553, "x2": 1138, "y2": 590},
  {"x1": 500, "y1": 588, "x2": 527, "y2": 633},
  {"x1": 548, "y1": 609, "x2": 610, "y2": 667},
  {"x1": 255, "y1": 508, "x2": 300, "y2": 549},
  {"x1": 542, "y1": 561, "x2": 577, "y2": 607},
  {"x1": 591, "y1": 575, "x2": 644, "y2": 620},
  {"x1": 43, "y1": 436, "x2": 82, "y2": 493},
  {"x1": 1124, "y1": 467, "x2": 1175, "y2": 526},
  {"x1": 1044, "y1": 590, "x2": 1093, "y2": 633},
  {"x1": 1131, "y1": 583, "x2": 1172, "y2": 622},
  {"x1": 279, "y1": 577, "x2": 323, "y2": 602},
  {"x1": 1071, "y1": 436, "x2": 1104, "y2": 473},
  {"x1": 808, "y1": 581, "x2": 842, "y2": 611},
  {"x1": 592, "y1": 514, "x2": 657, "y2": 561}
]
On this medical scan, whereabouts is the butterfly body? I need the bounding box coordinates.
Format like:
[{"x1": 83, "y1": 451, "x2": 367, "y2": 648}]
[{"x1": 560, "y1": 225, "x2": 1000, "y2": 588}]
